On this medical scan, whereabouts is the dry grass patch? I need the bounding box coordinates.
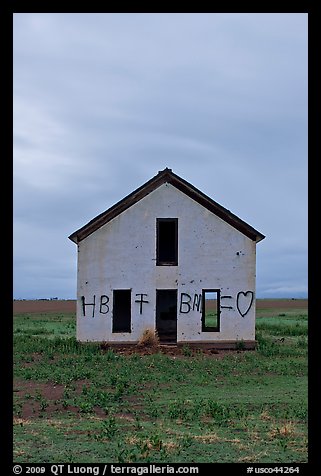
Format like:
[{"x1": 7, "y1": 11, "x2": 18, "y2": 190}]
[
  {"x1": 162, "y1": 441, "x2": 179, "y2": 452},
  {"x1": 13, "y1": 449, "x2": 27, "y2": 457},
  {"x1": 249, "y1": 430, "x2": 262, "y2": 441},
  {"x1": 269, "y1": 422, "x2": 297, "y2": 439},
  {"x1": 137, "y1": 329, "x2": 160, "y2": 348},
  {"x1": 13, "y1": 418, "x2": 32, "y2": 426},
  {"x1": 125, "y1": 435, "x2": 178, "y2": 452},
  {"x1": 238, "y1": 450, "x2": 268, "y2": 463},
  {"x1": 126, "y1": 436, "x2": 139, "y2": 445},
  {"x1": 260, "y1": 410, "x2": 273, "y2": 421},
  {"x1": 193, "y1": 433, "x2": 220, "y2": 443},
  {"x1": 238, "y1": 455, "x2": 256, "y2": 463}
]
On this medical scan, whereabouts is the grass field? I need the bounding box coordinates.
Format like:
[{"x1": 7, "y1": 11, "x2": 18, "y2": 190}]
[{"x1": 13, "y1": 300, "x2": 308, "y2": 463}]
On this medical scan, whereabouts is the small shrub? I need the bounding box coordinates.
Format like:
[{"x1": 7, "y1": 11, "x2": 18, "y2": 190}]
[
  {"x1": 168, "y1": 400, "x2": 188, "y2": 420},
  {"x1": 134, "y1": 416, "x2": 143, "y2": 431},
  {"x1": 23, "y1": 369, "x2": 33, "y2": 380},
  {"x1": 35, "y1": 390, "x2": 42, "y2": 401},
  {"x1": 149, "y1": 433, "x2": 163, "y2": 450},
  {"x1": 39, "y1": 398, "x2": 48, "y2": 411},
  {"x1": 182, "y1": 344, "x2": 193, "y2": 357},
  {"x1": 297, "y1": 336, "x2": 308, "y2": 348},
  {"x1": 105, "y1": 349, "x2": 117, "y2": 361},
  {"x1": 137, "y1": 329, "x2": 159, "y2": 348},
  {"x1": 13, "y1": 402, "x2": 22, "y2": 417},
  {"x1": 78, "y1": 401, "x2": 94, "y2": 413},
  {"x1": 236, "y1": 340, "x2": 245, "y2": 351},
  {"x1": 101, "y1": 417, "x2": 117, "y2": 438},
  {"x1": 116, "y1": 443, "x2": 139, "y2": 463},
  {"x1": 148, "y1": 404, "x2": 159, "y2": 418},
  {"x1": 206, "y1": 400, "x2": 230, "y2": 424},
  {"x1": 113, "y1": 380, "x2": 129, "y2": 401},
  {"x1": 60, "y1": 399, "x2": 69, "y2": 409},
  {"x1": 256, "y1": 333, "x2": 280, "y2": 357},
  {"x1": 63, "y1": 388, "x2": 71, "y2": 399},
  {"x1": 82, "y1": 384, "x2": 88, "y2": 395},
  {"x1": 191, "y1": 400, "x2": 203, "y2": 420},
  {"x1": 181, "y1": 435, "x2": 193, "y2": 448}
]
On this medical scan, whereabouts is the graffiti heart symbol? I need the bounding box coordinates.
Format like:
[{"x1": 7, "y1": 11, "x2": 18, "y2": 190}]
[{"x1": 236, "y1": 291, "x2": 254, "y2": 317}]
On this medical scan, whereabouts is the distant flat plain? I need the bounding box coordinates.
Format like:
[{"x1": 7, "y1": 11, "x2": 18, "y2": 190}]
[{"x1": 13, "y1": 298, "x2": 308, "y2": 315}]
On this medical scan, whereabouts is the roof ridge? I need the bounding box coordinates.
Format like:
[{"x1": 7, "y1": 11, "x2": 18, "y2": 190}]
[{"x1": 69, "y1": 169, "x2": 265, "y2": 244}]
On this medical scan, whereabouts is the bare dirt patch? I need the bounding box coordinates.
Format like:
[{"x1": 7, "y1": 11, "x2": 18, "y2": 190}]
[
  {"x1": 99, "y1": 343, "x2": 242, "y2": 359},
  {"x1": 13, "y1": 300, "x2": 76, "y2": 315},
  {"x1": 256, "y1": 299, "x2": 307, "y2": 310},
  {"x1": 14, "y1": 380, "x2": 65, "y2": 400},
  {"x1": 14, "y1": 380, "x2": 66, "y2": 419},
  {"x1": 13, "y1": 379, "x2": 97, "y2": 419}
]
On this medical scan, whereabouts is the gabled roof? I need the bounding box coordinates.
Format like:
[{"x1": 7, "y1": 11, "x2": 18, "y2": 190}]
[{"x1": 69, "y1": 168, "x2": 265, "y2": 244}]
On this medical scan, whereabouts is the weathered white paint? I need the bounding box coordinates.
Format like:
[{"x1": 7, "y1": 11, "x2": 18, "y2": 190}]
[{"x1": 76, "y1": 183, "x2": 257, "y2": 343}]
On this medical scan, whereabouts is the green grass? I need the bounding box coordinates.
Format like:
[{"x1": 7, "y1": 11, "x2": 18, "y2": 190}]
[
  {"x1": 204, "y1": 311, "x2": 218, "y2": 328},
  {"x1": 13, "y1": 308, "x2": 308, "y2": 463},
  {"x1": 14, "y1": 313, "x2": 76, "y2": 339}
]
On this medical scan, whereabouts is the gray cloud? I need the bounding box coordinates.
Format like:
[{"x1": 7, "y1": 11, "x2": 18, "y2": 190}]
[{"x1": 13, "y1": 13, "x2": 307, "y2": 299}]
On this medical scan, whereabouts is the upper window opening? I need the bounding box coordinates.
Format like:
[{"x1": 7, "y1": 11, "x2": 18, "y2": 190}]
[{"x1": 156, "y1": 218, "x2": 178, "y2": 266}]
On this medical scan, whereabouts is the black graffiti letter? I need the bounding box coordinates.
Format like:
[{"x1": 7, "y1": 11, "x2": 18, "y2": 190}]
[
  {"x1": 193, "y1": 294, "x2": 202, "y2": 312},
  {"x1": 81, "y1": 295, "x2": 96, "y2": 318},
  {"x1": 180, "y1": 293, "x2": 191, "y2": 313},
  {"x1": 100, "y1": 295, "x2": 109, "y2": 314}
]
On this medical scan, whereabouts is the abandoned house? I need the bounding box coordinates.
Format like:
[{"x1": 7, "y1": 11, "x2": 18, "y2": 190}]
[{"x1": 69, "y1": 168, "x2": 265, "y2": 348}]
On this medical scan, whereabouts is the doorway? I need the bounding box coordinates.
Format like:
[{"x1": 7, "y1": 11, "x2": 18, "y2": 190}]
[{"x1": 156, "y1": 290, "x2": 177, "y2": 343}]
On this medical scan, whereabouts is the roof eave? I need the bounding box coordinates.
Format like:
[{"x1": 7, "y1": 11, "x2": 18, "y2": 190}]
[
  {"x1": 68, "y1": 168, "x2": 265, "y2": 244},
  {"x1": 68, "y1": 169, "x2": 171, "y2": 244}
]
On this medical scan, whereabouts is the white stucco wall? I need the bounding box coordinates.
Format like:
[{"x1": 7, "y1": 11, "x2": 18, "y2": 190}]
[{"x1": 76, "y1": 183, "x2": 257, "y2": 343}]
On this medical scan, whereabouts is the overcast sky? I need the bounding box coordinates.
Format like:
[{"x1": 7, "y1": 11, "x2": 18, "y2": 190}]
[{"x1": 13, "y1": 13, "x2": 308, "y2": 299}]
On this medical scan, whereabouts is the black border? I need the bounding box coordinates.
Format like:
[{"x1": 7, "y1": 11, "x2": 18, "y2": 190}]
[{"x1": 9, "y1": 7, "x2": 316, "y2": 474}]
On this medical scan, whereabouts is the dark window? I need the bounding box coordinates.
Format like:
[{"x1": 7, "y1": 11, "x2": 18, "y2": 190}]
[
  {"x1": 156, "y1": 218, "x2": 178, "y2": 265},
  {"x1": 202, "y1": 289, "x2": 220, "y2": 332},
  {"x1": 156, "y1": 289, "x2": 177, "y2": 343},
  {"x1": 112, "y1": 290, "x2": 131, "y2": 333}
]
